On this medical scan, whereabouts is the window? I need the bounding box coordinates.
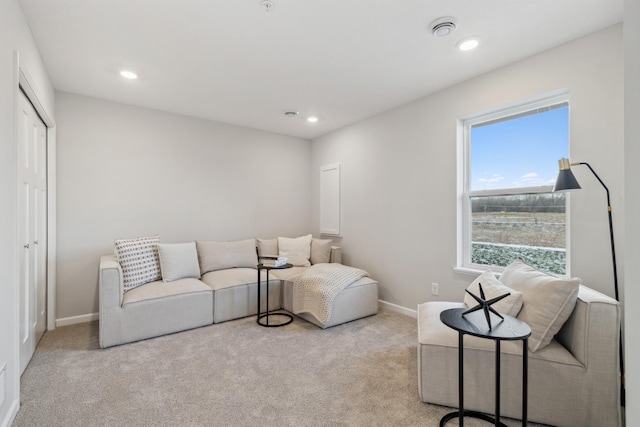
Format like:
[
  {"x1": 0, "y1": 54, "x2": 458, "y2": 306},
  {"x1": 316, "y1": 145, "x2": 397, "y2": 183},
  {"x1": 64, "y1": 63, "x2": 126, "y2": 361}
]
[{"x1": 459, "y1": 94, "x2": 569, "y2": 275}]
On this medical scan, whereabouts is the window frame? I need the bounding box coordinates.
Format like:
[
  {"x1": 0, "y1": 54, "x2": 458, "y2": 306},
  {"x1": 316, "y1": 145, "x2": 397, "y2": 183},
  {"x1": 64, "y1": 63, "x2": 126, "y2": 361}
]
[{"x1": 457, "y1": 91, "x2": 571, "y2": 275}]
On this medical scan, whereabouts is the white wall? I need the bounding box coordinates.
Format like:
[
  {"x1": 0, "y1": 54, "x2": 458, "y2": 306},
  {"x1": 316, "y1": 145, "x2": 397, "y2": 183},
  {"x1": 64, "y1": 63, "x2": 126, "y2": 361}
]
[
  {"x1": 55, "y1": 93, "x2": 311, "y2": 321},
  {"x1": 624, "y1": 0, "x2": 639, "y2": 422},
  {"x1": 0, "y1": 0, "x2": 55, "y2": 425},
  {"x1": 311, "y1": 25, "x2": 624, "y2": 308}
]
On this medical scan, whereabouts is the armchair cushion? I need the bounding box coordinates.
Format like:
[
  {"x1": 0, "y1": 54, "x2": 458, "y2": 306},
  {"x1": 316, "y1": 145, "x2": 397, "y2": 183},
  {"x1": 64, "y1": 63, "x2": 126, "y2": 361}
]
[{"x1": 500, "y1": 259, "x2": 580, "y2": 352}]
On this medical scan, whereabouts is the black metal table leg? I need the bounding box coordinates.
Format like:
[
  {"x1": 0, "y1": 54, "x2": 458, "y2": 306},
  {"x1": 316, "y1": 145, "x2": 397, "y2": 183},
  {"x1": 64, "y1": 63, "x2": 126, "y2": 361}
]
[
  {"x1": 523, "y1": 338, "x2": 528, "y2": 426},
  {"x1": 496, "y1": 340, "x2": 501, "y2": 426}
]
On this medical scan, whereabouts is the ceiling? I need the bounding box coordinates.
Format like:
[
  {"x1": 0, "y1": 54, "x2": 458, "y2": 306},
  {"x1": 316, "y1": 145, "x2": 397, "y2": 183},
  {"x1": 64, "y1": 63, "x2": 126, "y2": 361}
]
[{"x1": 18, "y1": 0, "x2": 623, "y2": 140}]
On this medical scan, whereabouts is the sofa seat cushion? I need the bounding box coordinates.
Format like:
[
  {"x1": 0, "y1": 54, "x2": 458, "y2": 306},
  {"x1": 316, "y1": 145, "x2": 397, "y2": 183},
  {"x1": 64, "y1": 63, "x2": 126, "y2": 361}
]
[
  {"x1": 201, "y1": 268, "x2": 258, "y2": 290},
  {"x1": 268, "y1": 266, "x2": 308, "y2": 282},
  {"x1": 417, "y1": 301, "x2": 581, "y2": 366},
  {"x1": 205, "y1": 268, "x2": 281, "y2": 324},
  {"x1": 122, "y1": 278, "x2": 211, "y2": 306}
]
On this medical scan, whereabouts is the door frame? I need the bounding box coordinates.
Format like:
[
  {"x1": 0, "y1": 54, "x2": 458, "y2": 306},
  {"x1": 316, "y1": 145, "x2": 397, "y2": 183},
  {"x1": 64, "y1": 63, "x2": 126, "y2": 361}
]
[{"x1": 16, "y1": 55, "x2": 57, "y2": 332}]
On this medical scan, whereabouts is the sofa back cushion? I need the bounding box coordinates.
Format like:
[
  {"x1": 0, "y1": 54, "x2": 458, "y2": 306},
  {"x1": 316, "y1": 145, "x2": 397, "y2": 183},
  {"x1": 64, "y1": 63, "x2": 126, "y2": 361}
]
[
  {"x1": 257, "y1": 238, "x2": 279, "y2": 258},
  {"x1": 278, "y1": 234, "x2": 312, "y2": 267},
  {"x1": 196, "y1": 239, "x2": 258, "y2": 274},
  {"x1": 500, "y1": 259, "x2": 581, "y2": 352},
  {"x1": 258, "y1": 236, "x2": 333, "y2": 265},
  {"x1": 310, "y1": 238, "x2": 333, "y2": 264}
]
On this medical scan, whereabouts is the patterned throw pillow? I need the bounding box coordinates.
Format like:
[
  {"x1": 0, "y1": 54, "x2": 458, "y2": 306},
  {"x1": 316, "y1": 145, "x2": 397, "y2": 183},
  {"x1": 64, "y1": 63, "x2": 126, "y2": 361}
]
[
  {"x1": 114, "y1": 235, "x2": 161, "y2": 292},
  {"x1": 463, "y1": 270, "x2": 523, "y2": 317}
]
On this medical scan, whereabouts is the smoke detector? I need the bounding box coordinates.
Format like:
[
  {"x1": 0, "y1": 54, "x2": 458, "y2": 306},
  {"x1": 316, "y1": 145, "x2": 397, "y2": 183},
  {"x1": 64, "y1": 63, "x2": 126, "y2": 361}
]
[
  {"x1": 429, "y1": 17, "x2": 457, "y2": 37},
  {"x1": 261, "y1": 0, "x2": 274, "y2": 12},
  {"x1": 283, "y1": 110, "x2": 299, "y2": 118}
]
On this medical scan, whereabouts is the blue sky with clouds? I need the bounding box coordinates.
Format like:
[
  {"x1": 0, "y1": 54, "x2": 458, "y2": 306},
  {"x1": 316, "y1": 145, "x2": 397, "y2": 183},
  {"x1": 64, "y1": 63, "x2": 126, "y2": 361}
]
[{"x1": 471, "y1": 106, "x2": 569, "y2": 191}]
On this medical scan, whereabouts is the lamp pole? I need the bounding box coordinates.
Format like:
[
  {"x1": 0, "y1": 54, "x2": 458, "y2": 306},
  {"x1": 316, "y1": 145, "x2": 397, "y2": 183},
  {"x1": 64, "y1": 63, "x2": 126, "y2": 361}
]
[{"x1": 561, "y1": 161, "x2": 624, "y2": 406}]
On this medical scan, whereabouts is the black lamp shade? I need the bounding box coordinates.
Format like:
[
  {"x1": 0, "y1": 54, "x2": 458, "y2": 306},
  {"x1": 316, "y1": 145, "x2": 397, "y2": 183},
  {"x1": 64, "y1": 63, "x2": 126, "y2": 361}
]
[
  {"x1": 553, "y1": 169, "x2": 581, "y2": 192},
  {"x1": 553, "y1": 158, "x2": 582, "y2": 192}
]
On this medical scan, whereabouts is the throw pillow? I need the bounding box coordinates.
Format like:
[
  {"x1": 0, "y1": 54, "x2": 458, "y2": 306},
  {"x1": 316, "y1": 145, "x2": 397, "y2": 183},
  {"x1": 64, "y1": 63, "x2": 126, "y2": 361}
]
[
  {"x1": 463, "y1": 270, "x2": 523, "y2": 318},
  {"x1": 158, "y1": 242, "x2": 201, "y2": 282},
  {"x1": 499, "y1": 259, "x2": 581, "y2": 352},
  {"x1": 310, "y1": 238, "x2": 333, "y2": 264},
  {"x1": 114, "y1": 235, "x2": 161, "y2": 292},
  {"x1": 196, "y1": 239, "x2": 258, "y2": 274},
  {"x1": 257, "y1": 238, "x2": 279, "y2": 258},
  {"x1": 278, "y1": 234, "x2": 312, "y2": 267}
]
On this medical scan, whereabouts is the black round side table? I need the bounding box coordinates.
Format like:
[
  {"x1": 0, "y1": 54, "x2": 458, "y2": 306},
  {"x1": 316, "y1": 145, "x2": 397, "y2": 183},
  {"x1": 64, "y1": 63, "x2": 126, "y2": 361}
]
[
  {"x1": 439, "y1": 308, "x2": 531, "y2": 427},
  {"x1": 256, "y1": 262, "x2": 293, "y2": 327}
]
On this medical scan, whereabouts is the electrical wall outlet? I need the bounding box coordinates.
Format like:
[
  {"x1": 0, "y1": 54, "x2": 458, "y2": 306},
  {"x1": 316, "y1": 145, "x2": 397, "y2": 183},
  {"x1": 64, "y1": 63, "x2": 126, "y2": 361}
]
[{"x1": 431, "y1": 282, "x2": 439, "y2": 296}]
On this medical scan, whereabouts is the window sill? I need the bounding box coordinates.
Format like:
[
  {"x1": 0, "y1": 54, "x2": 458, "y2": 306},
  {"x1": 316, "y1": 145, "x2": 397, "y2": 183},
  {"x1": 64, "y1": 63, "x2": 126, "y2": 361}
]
[{"x1": 453, "y1": 266, "x2": 505, "y2": 278}]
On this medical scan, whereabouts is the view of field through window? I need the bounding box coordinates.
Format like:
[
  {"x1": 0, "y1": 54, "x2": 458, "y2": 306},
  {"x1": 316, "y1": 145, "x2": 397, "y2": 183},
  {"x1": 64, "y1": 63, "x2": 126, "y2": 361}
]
[
  {"x1": 468, "y1": 101, "x2": 569, "y2": 275},
  {"x1": 471, "y1": 193, "x2": 566, "y2": 274}
]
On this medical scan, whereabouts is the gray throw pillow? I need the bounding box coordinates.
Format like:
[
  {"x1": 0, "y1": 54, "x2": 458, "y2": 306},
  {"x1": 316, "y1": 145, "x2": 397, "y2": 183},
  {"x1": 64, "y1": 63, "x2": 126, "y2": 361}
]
[{"x1": 158, "y1": 242, "x2": 201, "y2": 282}]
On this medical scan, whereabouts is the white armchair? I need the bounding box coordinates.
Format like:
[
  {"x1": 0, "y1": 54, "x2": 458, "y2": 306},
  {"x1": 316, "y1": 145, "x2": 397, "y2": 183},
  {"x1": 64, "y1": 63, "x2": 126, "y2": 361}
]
[{"x1": 417, "y1": 283, "x2": 621, "y2": 427}]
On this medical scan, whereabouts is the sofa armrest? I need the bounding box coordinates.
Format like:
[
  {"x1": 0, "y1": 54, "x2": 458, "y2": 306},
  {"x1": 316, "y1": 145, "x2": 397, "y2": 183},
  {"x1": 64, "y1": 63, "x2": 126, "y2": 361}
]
[
  {"x1": 329, "y1": 246, "x2": 342, "y2": 264},
  {"x1": 555, "y1": 284, "x2": 620, "y2": 367},
  {"x1": 99, "y1": 255, "x2": 123, "y2": 310},
  {"x1": 99, "y1": 255, "x2": 125, "y2": 348}
]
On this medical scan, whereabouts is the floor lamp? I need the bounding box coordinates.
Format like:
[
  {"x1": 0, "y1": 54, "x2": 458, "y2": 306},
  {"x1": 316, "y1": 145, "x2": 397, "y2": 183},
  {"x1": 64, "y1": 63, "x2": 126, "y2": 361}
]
[{"x1": 553, "y1": 157, "x2": 625, "y2": 406}]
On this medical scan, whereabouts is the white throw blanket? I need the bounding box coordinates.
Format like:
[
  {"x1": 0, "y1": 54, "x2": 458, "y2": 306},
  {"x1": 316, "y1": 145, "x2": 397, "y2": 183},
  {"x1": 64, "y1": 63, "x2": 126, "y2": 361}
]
[{"x1": 293, "y1": 263, "x2": 369, "y2": 324}]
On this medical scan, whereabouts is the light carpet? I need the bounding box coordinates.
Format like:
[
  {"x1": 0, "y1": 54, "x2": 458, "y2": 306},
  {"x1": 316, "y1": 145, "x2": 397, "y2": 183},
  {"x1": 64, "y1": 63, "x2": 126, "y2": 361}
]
[{"x1": 14, "y1": 309, "x2": 545, "y2": 426}]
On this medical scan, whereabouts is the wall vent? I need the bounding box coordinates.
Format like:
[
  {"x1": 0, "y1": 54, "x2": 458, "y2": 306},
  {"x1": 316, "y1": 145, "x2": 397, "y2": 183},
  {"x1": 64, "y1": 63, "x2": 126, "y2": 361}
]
[{"x1": 0, "y1": 363, "x2": 6, "y2": 406}]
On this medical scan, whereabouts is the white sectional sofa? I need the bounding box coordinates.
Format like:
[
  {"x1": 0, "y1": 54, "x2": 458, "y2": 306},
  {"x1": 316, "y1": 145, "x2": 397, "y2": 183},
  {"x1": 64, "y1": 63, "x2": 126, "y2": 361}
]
[
  {"x1": 99, "y1": 235, "x2": 379, "y2": 348},
  {"x1": 417, "y1": 260, "x2": 621, "y2": 427}
]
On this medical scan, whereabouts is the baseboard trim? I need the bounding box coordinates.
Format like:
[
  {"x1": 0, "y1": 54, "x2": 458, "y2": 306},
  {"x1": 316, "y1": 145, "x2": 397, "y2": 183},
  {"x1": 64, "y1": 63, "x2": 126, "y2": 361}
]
[
  {"x1": 379, "y1": 300, "x2": 417, "y2": 319},
  {"x1": 1, "y1": 398, "x2": 19, "y2": 427},
  {"x1": 56, "y1": 312, "x2": 98, "y2": 327},
  {"x1": 55, "y1": 304, "x2": 416, "y2": 327}
]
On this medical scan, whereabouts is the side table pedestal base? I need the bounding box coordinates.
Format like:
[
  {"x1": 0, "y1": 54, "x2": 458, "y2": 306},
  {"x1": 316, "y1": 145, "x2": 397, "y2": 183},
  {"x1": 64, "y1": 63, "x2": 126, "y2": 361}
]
[
  {"x1": 440, "y1": 410, "x2": 509, "y2": 427},
  {"x1": 257, "y1": 312, "x2": 293, "y2": 327}
]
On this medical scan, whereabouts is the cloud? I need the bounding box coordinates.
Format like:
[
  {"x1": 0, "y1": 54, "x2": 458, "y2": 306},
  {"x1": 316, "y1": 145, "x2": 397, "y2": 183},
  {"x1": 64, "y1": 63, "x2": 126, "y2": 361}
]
[
  {"x1": 510, "y1": 172, "x2": 554, "y2": 187},
  {"x1": 478, "y1": 174, "x2": 504, "y2": 184}
]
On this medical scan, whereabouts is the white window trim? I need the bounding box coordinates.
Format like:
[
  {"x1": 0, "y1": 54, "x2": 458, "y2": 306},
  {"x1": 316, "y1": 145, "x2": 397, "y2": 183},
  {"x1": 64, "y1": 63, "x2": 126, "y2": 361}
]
[{"x1": 456, "y1": 91, "x2": 571, "y2": 275}]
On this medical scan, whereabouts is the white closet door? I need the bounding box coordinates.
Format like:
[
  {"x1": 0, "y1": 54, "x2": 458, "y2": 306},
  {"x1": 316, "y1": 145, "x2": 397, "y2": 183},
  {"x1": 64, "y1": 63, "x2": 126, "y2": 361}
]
[{"x1": 18, "y1": 90, "x2": 47, "y2": 375}]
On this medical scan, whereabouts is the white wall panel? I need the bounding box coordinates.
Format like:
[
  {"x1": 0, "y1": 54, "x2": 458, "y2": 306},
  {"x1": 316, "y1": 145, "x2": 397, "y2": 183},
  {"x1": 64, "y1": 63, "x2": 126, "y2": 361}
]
[{"x1": 320, "y1": 163, "x2": 341, "y2": 236}]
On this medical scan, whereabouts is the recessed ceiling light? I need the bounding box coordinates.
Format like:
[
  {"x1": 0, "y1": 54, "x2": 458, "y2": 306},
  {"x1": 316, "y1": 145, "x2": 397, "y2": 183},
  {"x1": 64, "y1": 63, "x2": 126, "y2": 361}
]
[
  {"x1": 457, "y1": 38, "x2": 479, "y2": 51},
  {"x1": 120, "y1": 70, "x2": 138, "y2": 79},
  {"x1": 307, "y1": 116, "x2": 318, "y2": 123}
]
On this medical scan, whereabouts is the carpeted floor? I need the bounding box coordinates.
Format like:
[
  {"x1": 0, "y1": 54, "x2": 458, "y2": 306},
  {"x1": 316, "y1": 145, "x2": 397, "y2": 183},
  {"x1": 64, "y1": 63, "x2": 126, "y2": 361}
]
[{"x1": 14, "y1": 309, "x2": 543, "y2": 426}]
